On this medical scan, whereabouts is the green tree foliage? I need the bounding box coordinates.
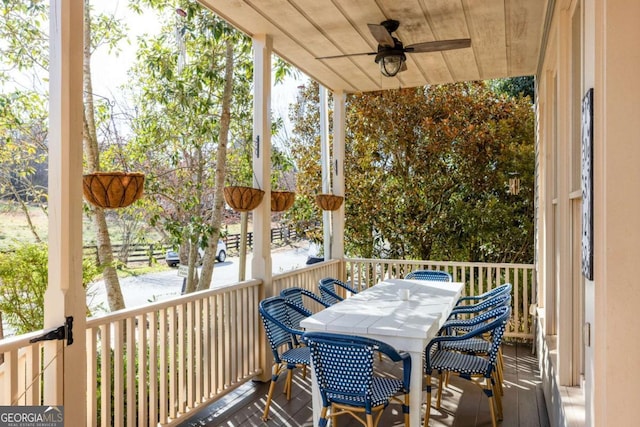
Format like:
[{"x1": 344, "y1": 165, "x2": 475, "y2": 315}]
[
  {"x1": 0, "y1": 243, "x2": 101, "y2": 334},
  {"x1": 289, "y1": 81, "x2": 534, "y2": 263},
  {"x1": 0, "y1": 2, "x2": 50, "y2": 239},
  {"x1": 1, "y1": 0, "x2": 131, "y2": 312},
  {"x1": 127, "y1": 1, "x2": 294, "y2": 290},
  {"x1": 127, "y1": 1, "x2": 256, "y2": 289},
  {"x1": 491, "y1": 76, "x2": 535, "y2": 101}
]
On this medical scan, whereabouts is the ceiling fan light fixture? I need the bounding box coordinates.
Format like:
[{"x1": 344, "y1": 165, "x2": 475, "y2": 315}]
[{"x1": 376, "y1": 51, "x2": 406, "y2": 77}]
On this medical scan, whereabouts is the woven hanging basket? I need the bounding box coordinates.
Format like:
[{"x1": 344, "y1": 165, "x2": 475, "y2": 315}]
[
  {"x1": 223, "y1": 186, "x2": 265, "y2": 212},
  {"x1": 82, "y1": 172, "x2": 145, "y2": 209},
  {"x1": 271, "y1": 191, "x2": 296, "y2": 212},
  {"x1": 315, "y1": 194, "x2": 344, "y2": 211}
]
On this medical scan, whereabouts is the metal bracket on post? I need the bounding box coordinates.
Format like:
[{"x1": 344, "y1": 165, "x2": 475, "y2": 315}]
[{"x1": 29, "y1": 316, "x2": 74, "y2": 346}]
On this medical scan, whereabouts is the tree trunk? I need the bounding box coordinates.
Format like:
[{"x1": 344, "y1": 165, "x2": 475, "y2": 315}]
[
  {"x1": 9, "y1": 182, "x2": 41, "y2": 243},
  {"x1": 198, "y1": 38, "x2": 234, "y2": 291},
  {"x1": 184, "y1": 237, "x2": 200, "y2": 294},
  {"x1": 83, "y1": 2, "x2": 124, "y2": 311}
]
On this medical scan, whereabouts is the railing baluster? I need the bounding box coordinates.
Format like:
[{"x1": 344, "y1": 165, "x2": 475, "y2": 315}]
[
  {"x1": 148, "y1": 310, "x2": 158, "y2": 426},
  {"x1": 87, "y1": 328, "x2": 97, "y2": 426},
  {"x1": 137, "y1": 313, "x2": 148, "y2": 426},
  {"x1": 159, "y1": 308, "x2": 168, "y2": 422},
  {"x1": 186, "y1": 301, "x2": 194, "y2": 409},
  {"x1": 177, "y1": 304, "x2": 186, "y2": 415},
  {"x1": 101, "y1": 324, "x2": 112, "y2": 427},
  {"x1": 126, "y1": 317, "x2": 135, "y2": 427},
  {"x1": 168, "y1": 305, "x2": 177, "y2": 420}
]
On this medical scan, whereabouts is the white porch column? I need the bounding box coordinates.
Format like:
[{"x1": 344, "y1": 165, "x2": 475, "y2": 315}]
[
  {"x1": 251, "y1": 34, "x2": 273, "y2": 284},
  {"x1": 331, "y1": 90, "x2": 346, "y2": 260},
  {"x1": 319, "y1": 86, "x2": 331, "y2": 259},
  {"x1": 252, "y1": 34, "x2": 273, "y2": 383},
  {"x1": 44, "y1": 0, "x2": 86, "y2": 424}
]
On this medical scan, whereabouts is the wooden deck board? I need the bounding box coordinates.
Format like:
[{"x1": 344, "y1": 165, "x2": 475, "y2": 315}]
[{"x1": 179, "y1": 342, "x2": 549, "y2": 427}]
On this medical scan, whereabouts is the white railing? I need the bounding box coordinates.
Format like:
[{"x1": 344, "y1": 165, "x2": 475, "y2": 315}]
[
  {"x1": 0, "y1": 258, "x2": 533, "y2": 425},
  {"x1": 345, "y1": 258, "x2": 535, "y2": 339},
  {"x1": 0, "y1": 331, "x2": 48, "y2": 406},
  {"x1": 272, "y1": 259, "x2": 341, "y2": 295},
  {"x1": 85, "y1": 279, "x2": 262, "y2": 427}
]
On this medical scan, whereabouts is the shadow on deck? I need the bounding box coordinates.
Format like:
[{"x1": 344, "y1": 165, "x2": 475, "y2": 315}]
[{"x1": 179, "y1": 342, "x2": 549, "y2": 426}]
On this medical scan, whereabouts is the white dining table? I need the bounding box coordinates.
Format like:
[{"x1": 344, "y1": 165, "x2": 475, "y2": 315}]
[{"x1": 300, "y1": 278, "x2": 463, "y2": 427}]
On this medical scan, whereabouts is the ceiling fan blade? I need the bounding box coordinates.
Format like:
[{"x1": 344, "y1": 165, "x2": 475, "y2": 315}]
[
  {"x1": 316, "y1": 51, "x2": 376, "y2": 60},
  {"x1": 367, "y1": 23, "x2": 395, "y2": 47},
  {"x1": 405, "y1": 38, "x2": 471, "y2": 53}
]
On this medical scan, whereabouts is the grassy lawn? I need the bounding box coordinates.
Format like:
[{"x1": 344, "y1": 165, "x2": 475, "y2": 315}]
[
  {"x1": 0, "y1": 203, "x2": 49, "y2": 249},
  {"x1": 0, "y1": 201, "x2": 248, "y2": 252},
  {"x1": 0, "y1": 201, "x2": 165, "y2": 250}
]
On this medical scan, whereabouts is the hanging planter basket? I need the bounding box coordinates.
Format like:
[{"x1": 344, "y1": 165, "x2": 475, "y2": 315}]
[
  {"x1": 82, "y1": 172, "x2": 145, "y2": 209},
  {"x1": 271, "y1": 191, "x2": 296, "y2": 212},
  {"x1": 315, "y1": 194, "x2": 344, "y2": 211},
  {"x1": 224, "y1": 186, "x2": 265, "y2": 212}
]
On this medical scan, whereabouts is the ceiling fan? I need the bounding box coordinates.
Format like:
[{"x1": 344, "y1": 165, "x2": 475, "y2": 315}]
[{"x1": 317, "y1": 20, "x2": 471, "y2": 77}]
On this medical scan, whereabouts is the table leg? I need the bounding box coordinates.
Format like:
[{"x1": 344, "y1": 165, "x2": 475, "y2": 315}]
[
  {"x1": 310, "y1": 360, "x2": 321, "y2": 426},
  {"x1": 409, "y1": 350, "x2": 423, "y2": 427}
]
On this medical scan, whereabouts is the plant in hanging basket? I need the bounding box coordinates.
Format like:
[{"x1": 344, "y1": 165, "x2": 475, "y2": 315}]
[
  {"x1": 224, "y1": 186, "x2": 265, "y2": 212},
  {"x1": 271, "y1": 191, "x2": 296, "y2": 212},
  {"x1": 315, "y1": 194, "x2": 344, "y2": 211},
  {"x1": 82, "y1": 172, "x2": 145, "y2": 209}
]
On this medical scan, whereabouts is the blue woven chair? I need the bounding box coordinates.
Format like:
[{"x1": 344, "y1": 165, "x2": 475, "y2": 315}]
[
  {"x1": 448, "y1": 290, "x2": 512, "y2": 322},
  {"x1": 404, "y1": 269, "x2": 452, "y2": 282},
  {"x1": 281, "y1": 287, "x2": 330, "y2": 312},
  {"x1": 424, "y1": 305, "x2": 511, "y2": 427},
  {"x1": 302, "y1": 332, "x2": 411, "y2": 427},
  {"x1": 437, "y1": 293, "x2": 511, "y2": 395},
  {"x1": 258, "y1": 296, "x2": 311, "y2": 421},
  {"x1": 280, "y1": 287, "x2": 329, "y2": 336},
  {"x1": 455, "y1": 283, "x2": 513, "y2": 306},
  {"x1": 318, "y1": 277, "x2": 359, "y2": 306}
]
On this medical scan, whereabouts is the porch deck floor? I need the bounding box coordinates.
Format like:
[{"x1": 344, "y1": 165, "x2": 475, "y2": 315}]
[{"x1": 179, "y1": 342, "x2": 549, "y2": 427}]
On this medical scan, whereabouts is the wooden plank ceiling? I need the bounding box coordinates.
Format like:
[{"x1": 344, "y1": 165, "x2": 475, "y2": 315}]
[{"x1": 199, "y1": 0, "x2": 550, "y2": 93}]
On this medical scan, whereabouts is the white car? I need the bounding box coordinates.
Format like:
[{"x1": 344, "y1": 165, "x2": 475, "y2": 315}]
[{"x1": 166, "y1": 239, "x2": 227, "y2": 267}]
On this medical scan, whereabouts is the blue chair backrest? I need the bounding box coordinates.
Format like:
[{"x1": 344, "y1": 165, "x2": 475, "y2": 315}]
[
  {"x1": 302, "y1": 333, "x2": 379, "y2": 409},
  {"x1": 404, "y1": 269, "x2": 452, "y2": 282},
  {"x1": 458, "y1": 283, "x2": 512, "y2": 304},
  {"x1": 428, "y1": 305, "x2": 511, "y2": 374},
  {"x1": 449, "y1": 292, "x2": 511, "y2": 322},
  {"x1": 259, "y1": 296, "x2": 309, "y2": 361},
  {"x1": 280, "y1": 287, "x2": 329, "y2": 312},
  {"x1": 482, "y1": 306, "x2": 511, "y2": 366},
  {"x1": 318, "y1": 277, "x2": 357, "y2": 306}
]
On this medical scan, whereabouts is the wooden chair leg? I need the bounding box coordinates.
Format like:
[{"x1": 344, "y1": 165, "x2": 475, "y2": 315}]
[
  {"x1": 492, "y1": 372, "x2": 504, "y2": 420},
  {"x1": 436, "y1": 371, "x2": 444, "y2": 409},
  {"x1": 262, "y1": 378, "x2": 278, "y2": 421},
  {"x1": 486, "y1": 377, "x2": 498, "y2": 427},
  {"x1": 366, "y1": 413, "x2": 374, "y2": 427},
  {"x1": 424, "y1": 373, "x2": 432, "y2": 427},
  {"x1": 497, "y1": 349, "x2": 504, "y2": 394},
  {"x1": 285, "y1": 368, "x2": 294, "y2": 400},
  {"x1": 497, "y1": 363, "x2": 504, "y2": 396},
  {"x1": 319, "y1": 406, "x2": 330, "y2": 427},
  {"x1": 403, "y1": 392, "x2": 410, "y2": 427}
]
